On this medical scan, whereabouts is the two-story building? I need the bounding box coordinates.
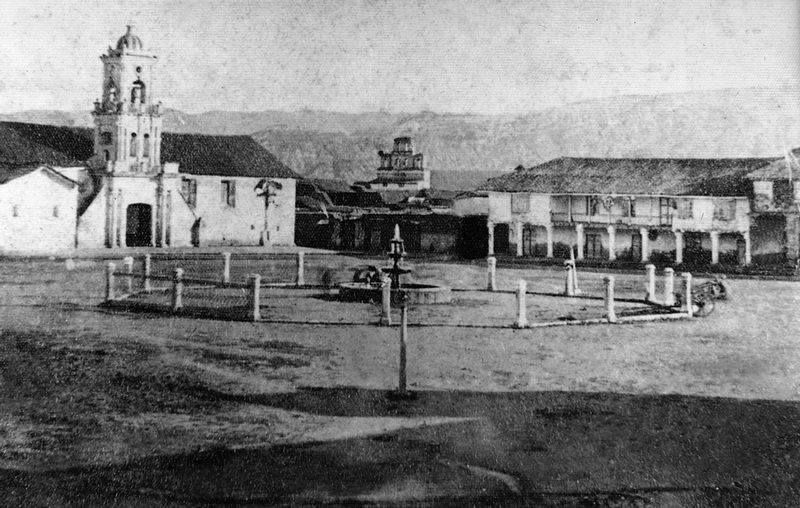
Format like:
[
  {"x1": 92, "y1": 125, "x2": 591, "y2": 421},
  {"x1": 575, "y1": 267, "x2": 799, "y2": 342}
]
[{"x1": 482, "y1": 157, "x2": 776, "y2": 266}]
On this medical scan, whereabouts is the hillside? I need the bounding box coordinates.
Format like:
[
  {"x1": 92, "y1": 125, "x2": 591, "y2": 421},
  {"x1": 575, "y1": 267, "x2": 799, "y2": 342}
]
[{"x1": 2, "y1": 87, "x2": 798, "y2": 184}]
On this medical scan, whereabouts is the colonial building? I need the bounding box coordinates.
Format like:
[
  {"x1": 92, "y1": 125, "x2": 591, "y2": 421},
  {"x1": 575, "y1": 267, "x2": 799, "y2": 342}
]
[
  {"x1": 0, "y1": 26, "x2": 298, "y2": 254},
  {"x1": 0, "y1": 166, "x2": 79, "y2": 254},
  {"x1": 482, "y1": 157, "x2": 800, "y2": 267},
  {"x1": 357, "y1": 137, "x2": 430, "y2": 191}
]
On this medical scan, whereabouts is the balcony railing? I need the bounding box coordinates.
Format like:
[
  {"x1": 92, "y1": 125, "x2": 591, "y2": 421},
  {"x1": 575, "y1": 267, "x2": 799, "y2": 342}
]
[{"x1": 550, "y1": 212, "x2": 672, "y2": 227}]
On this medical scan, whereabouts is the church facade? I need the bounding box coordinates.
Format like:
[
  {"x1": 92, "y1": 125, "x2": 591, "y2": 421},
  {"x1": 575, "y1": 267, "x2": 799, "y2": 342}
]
[{"x1": 0, "y1": 26, "x2": 297, "y2": 254}]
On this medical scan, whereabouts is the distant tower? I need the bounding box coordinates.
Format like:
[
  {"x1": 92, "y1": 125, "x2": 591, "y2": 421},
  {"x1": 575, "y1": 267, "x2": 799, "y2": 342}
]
[
  {"x1": 92, "y1": 25, "x2": 163, "y2": 174},
  {"x1": 371, "y1": 137, "x2": 430, "y2": 190}
]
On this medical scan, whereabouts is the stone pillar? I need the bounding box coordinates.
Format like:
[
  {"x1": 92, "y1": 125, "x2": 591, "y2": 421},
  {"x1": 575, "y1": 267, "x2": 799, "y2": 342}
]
[
  {"x1": 487, "y1": 221, "x2": 495, "y2": 256},
  {"x1": 639, "y1": 227, "x2": 649, "y2": 262},
  {"x1": 105, "y1": 262, "x2": 116, "y2": 302},
  {"x1": 172, "y1": 268, "x2": 184, "y2": 312},
  {"x1": 515, "y1": 222, "x2": 523, "y2": 257},
  {"x1": 575, "y1": 224, "x2": 584, "y2": 260},
  {"x1": 546, "y1": 225, "x2": 554, "y2": 258},
  {"x1": 564, "y1": 263, "x2": 576, "y2": 296},
  {"x1": 604, "y1": 275, "x2": 617, "y2": 323},
  {"x1": 398, "y1": 297, "x2": 408, "y2": 394},
  {"x1": 710, "y1": 231, "x2": 720, "y2": 265},
  {"x1": 118, "y1": 192, "x2": 126, "y2": 248},
  {"x1": 645, "y1": 264, "x2": 656, "y2": 302},
  {"x1": 675, "y1": 231, "x2": 684, "y2": 265},
  {"x1": 681, "y1": 272, "x2": 693, "y2": 317},
  {"x1": 221, "y1": 252, "x2": 231, "y2": 284},
  {"x1": 607, "y1": 225, "x2": 616, "y2": 261},
  {"x1": 379, "y1": 275, "x2": 392, "y2": 326},
  {"x1": 487, "y1": 256, "x2": 497, "y2": 291},
  {"x1": 743, "y1": 231, "x2": 751, "y2": 266},
  {"x1": 249, "y1": 274, "x2": 261, "y2": 321},
  {"x1": 514, "y1": 279, "x2": 528, "y2": 328},
  {"x1": 663, "y1": 267, "x2": 675, "y2": 306},
  {"x1": 296, "y1": 251, "x2": 305, "y2": 286},
  {"x1": 143, "y1": 254, "x2": 152, "y2": 292},
  {"x1": 123, "y1": 256, "x2": 134, "y2": 294}
]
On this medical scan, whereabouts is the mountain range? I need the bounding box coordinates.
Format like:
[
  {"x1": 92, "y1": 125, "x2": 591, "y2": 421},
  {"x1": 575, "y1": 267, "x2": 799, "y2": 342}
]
[{"x1": 2, "y1": 86, "x2": 798, "y2": 188}]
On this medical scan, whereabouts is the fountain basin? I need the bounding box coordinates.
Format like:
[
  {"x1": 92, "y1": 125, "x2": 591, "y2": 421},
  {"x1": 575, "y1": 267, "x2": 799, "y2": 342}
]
[{"x1": 338, "y1": 282, "x2": 452, "y2": 305}]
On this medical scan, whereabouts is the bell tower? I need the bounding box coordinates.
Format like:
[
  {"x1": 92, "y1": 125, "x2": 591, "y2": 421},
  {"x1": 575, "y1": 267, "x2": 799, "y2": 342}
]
[{"x1": 92, "y1": 25, "x2": 163, "y2": 174}]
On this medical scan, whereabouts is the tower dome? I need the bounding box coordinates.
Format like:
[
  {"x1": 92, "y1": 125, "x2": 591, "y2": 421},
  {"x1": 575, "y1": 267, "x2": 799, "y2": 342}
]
[{"x1": 116, "y1": 25, "x2": 143, "y2": 51}]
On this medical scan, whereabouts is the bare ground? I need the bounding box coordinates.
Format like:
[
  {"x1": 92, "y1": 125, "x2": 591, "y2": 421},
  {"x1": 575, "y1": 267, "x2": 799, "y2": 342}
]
[{"x1": 1, "y1": 257, "x2": 799, "y2": 505}]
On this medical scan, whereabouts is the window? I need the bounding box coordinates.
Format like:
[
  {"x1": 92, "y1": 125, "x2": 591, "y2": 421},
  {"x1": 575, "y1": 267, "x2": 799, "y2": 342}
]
[
  {"x1": 221, "y1": 180, "x2": 236, "y2": 207},
  {"x1": 511, "y1": 193, "x2": 530, "y2": 213},
  {"x1": 104, "y1": 150, "x2": 110, "y2": 161},
  {"x1": 677, "y1": 199, "x2": 693, "y2": 220},
  {"x1": 181, "y1": 178, "x2": 197, "y2": 207},
  {"x1": 143, "y1": 134, "x2": 150, "y2": 158},
  {"x1": 100, "y1": 132, "x2": 113, "y2": 145},
  {"x1": 52, "y1": 206, "x2": 59, "y2": 218},
  {"x1": 12, "y1": 205, "x2": 19, "y2": 217},
  {"x1": 589, "y1": 196, "x2": 600, "y2": 216},
  {"x1": 129, "y1": 132, "x2": 137, "y2": 157},
  {"x1": 713, "y1": 200, "x2": 736, "y2": 221},
  {"x1": 628, "y1": 197, "x2": 636, "y2": 217}
]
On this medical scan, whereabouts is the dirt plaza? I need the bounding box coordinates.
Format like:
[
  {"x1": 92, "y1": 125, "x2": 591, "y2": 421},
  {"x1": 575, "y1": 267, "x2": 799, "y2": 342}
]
[{"x1": 1, "y1": 255, "x2": 799, "y2": 505}]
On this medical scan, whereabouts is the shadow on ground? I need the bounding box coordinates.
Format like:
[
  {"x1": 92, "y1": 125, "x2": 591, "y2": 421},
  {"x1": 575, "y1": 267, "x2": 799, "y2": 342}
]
[{"x1": 3, "y1": 386, "x2": 799, "y2": 506}]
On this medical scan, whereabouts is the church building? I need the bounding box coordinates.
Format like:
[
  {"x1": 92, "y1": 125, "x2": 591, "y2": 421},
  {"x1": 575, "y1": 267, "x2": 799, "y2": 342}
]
[
  {"x1": 356, "y1": 137, "x2": 430, "y2": 191},
  {"x1": 0, "y1": 26, "x2": 298, "y2": 254}
]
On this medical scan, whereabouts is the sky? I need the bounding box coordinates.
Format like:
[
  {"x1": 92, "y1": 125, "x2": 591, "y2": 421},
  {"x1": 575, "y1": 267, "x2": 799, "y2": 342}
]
[{"x1": 0, "y1": 0, "x2": 798, "y2": 114}]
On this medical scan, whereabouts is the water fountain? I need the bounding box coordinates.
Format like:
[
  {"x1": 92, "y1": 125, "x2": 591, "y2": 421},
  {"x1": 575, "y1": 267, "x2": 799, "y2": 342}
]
[{"x1": 338, "y1": 224, "x2": 452, "y2": 304}]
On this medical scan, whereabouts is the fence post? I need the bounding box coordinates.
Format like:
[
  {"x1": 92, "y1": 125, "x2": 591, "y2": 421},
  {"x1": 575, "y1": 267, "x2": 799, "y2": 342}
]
[
  {"x1": 123, "y1": 256, "x2": 134, "y2": 294},
  {"x1": 249, "y1": 273, "x2": 261, "y2": 321},
  {"x1": 514, "y1": 279, "x2": 528, "y2": 328},
  {"x1": 398, "y1": 295, "x2": 408, "y2": 394},
  {"x1": 105, "y1": 262, "x2": 116, "y2": 302},
  {"x1": 296, "y1": 251, "x2": 305, "y2": 287},
  {"x1": 604, "y1": 275, "x2": 617, "y2": 323},
  {"x1": 564, "y1": 263, "x2": 575, "y2": 296},
  {"x1": 681, "y1": 272, "x2": 693, "y2": 317},
  {"x1": 645, "y1": 263, "x2": 656, "y2": 302},
  {"x1": 663, "y1": 267, "x2": 675, "y2": 306},
  {"x1": 143, "y1": 254, "x2": 152, "y2": 292},
  {"x1": 487, "y1": 256, "x2": 497, "y2": 291},
  {"x1": 172, "y1": 268, "x2": 184, "y2": 312},
  {"x1": 379, "y1": 275, "x2": 392, "y2": 326},
  {"x1": 221, "y1": 252, "x2": 231, "y2": 284}
]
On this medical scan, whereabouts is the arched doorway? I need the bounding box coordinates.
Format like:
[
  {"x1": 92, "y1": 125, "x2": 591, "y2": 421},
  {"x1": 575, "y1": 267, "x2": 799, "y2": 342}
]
[{"x1": 126, "y1": 203, "x2": 152, "y2": 247}]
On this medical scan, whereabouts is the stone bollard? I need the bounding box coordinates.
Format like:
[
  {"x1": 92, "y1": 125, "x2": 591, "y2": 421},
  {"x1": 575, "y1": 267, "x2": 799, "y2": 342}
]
[
  {"x1": 221, "y1": 252, "x2": 231, "y2": 284},
  {"x1": 645, "y1": 264, "x2": 656, "y2": 302},
  {"x1": 564, "y1": 263, "x2": 576, "y2": 296},
  {"x1": 296, "y1": 251, "x2": 305, "y2": 287},
  {"x1": 398, "y1": 295, "x2": 408, "y2": 394},
  {"x1": 681, "y1": 272, "x2": 693, "y2": 317},
  {"x1": 172, "y1": 268, "x2": 184, "y2": 312},
  {"x1": 105, "y1": 262, "x2": 116, "y2": 302},
  {"x1": 379, "y1": 276, "x2": 392, "y2": 326},
  {"x1": 663, "y1": 268, "x2": 675, "y2": 306},
  {"x1": 123, "y1": 256, "x2": 134, "y2": 294},
  {"x1": 514, "y1": 279, "x2": 528, "y2": 328},
  {"x1": 604, "y1": 275, "x2": 618, "y2": 323},
  {"x1": 486, "y1": 256, "x2": 497, "y2": 291},
  {"x1": 249, "y1": 273, "x2": 261, "y2": 321},
  {"x1": 143, "y1": 254, "x2": 152, "y2": 292}
]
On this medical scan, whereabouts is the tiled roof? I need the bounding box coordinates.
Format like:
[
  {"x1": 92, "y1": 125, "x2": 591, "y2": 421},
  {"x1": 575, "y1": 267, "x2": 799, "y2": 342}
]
[
  {"x1": 0, "y1": 121, "x2": 297, "y2": 179},
  {"x1": 746, "y1": 150, "x2": 800, "y2": 181},
  {"x1": 160, "y1": 133, "x2": 298, "y2": 178},
  {"x1": 480, "y1": 157, "x2": 776, "y2": 197}
]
